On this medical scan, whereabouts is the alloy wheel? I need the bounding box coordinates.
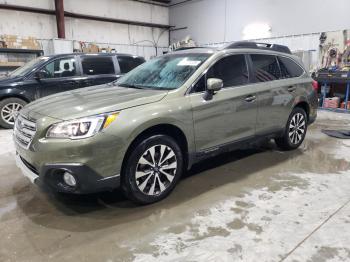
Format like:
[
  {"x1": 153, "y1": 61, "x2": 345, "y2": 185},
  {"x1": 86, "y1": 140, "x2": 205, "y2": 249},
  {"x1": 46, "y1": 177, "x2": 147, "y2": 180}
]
[
  {"x1": 135, "y1": 144, "x2": 177, "y2": 196},
  {"x1": 288, "y1": 112, "x2": 306, "y2": 144},
  {"x1": 1, "y1": 103, "x2": 23, "y2": 125}
]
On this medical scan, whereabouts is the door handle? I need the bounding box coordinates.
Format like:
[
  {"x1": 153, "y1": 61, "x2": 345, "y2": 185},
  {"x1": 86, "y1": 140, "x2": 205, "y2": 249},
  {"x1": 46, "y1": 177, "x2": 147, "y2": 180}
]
[
  {"x1": 245, "y1": 95, "x2": 256, "y2": 103},
  {"x1": 288, "y1": 86, "x2": 296, "y2": 92}
]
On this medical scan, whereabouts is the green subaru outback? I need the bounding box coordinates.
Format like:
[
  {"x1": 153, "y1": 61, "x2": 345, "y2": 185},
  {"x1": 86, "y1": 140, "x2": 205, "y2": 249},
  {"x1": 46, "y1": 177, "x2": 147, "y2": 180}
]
[{"x1": 14, "y1": 42, "x2": 317, "y2": 204}]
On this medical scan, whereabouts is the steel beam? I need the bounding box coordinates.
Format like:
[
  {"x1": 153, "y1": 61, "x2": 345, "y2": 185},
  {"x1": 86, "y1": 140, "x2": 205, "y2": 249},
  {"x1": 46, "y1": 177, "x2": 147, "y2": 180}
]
[
  {"x1": 54, "y1": 0, "x2": 65, "y2": 38},
  {"x1": 0, "y1": 4, "x2": 172, "y2": 29}
]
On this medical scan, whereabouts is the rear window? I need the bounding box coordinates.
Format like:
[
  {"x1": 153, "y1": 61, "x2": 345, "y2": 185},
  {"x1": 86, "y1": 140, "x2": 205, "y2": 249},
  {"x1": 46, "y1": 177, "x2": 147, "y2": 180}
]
[
  {"x1": 250, "y1": 54, "x2": 280, "y2": 82},
  {"x1": 278, "y1": 56, "x2": 304, "y2": 78},
  {"x1": 117, "y1": 55, "x2": 145, "y2": 74},
  {"x1": 81, "y1": 56, "x2": 115, "y2": 75}
]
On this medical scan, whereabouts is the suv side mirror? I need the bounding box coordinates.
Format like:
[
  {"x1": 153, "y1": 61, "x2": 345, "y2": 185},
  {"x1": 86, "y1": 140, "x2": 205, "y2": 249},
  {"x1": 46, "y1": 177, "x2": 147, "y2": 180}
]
[
  {"x1": 203, "y1": 78, "x2": 223, "y2": 100},
  {"x1": 207, "y1": 78, "x2": 223, "y2": 92},
  {"x1": 34, "y1": 70, "x2": 46, "y2": 80}
]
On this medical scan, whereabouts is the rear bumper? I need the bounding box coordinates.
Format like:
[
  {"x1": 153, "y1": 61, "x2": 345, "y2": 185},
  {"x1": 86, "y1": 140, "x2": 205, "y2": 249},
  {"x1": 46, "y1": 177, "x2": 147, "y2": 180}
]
[{"x1": 16, "y1": 152, "x2": 120, "y2": 194}]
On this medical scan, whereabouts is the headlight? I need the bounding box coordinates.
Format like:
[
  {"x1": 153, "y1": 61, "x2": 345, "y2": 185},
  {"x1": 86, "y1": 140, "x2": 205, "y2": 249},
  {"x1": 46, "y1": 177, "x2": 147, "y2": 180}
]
[{"x1": 46, "y1": 113, "x2": 119, "y2": 139}]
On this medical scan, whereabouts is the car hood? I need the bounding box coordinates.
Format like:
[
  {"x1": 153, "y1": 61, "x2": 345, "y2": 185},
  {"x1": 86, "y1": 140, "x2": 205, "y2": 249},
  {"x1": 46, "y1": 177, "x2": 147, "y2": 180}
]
[
  {"x1": 0, "y1": 75, "x2": 23, "y2": 86},
  {"x1": 22, "y1": 84, "x2": 168, "y2": 120}
]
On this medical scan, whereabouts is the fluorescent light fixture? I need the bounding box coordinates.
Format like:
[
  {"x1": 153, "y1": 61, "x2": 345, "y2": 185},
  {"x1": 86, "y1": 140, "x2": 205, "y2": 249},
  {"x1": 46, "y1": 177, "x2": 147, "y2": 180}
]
[{"x1": 243, "y1": 23, "x2": 271, "y2": 40}]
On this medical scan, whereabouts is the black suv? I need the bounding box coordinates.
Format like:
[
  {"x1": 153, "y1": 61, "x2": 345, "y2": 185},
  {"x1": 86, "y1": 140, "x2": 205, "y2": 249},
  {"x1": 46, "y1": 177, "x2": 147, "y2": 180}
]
[{"x1": 0, "y1": 53, "x2": 145, "y2": 128}]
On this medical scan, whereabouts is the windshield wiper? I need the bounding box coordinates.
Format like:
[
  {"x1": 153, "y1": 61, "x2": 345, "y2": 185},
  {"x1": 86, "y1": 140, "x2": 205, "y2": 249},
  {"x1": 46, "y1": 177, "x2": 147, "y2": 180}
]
[{"x1": 118, "y1": 83, "x2": 144, "y2": 89}]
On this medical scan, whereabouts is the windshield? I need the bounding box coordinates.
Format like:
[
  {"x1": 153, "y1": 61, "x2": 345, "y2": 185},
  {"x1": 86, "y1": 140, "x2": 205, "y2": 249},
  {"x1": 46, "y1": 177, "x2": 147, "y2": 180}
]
[
  {"x1": 116, "y1": 53, "x2": 211, "y2": 90},
  {"x1": 8, "y1": 56, "x2": 50, "y2": 77}
]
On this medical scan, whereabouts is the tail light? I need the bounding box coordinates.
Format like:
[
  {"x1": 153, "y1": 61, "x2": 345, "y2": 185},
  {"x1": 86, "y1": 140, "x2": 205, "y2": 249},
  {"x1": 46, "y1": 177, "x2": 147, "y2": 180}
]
[{"x1": 312, "y1": 80, "x2": 319, "y2": 91}]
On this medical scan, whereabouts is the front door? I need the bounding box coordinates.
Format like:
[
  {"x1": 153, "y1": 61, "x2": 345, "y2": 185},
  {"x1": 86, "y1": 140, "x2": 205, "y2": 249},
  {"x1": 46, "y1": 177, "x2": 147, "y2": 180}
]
[
  {"x1": 190, "y1": 54, "x2": 258, "y2": 152},
  {"x1": 37, "y1": 56, "x2": 81, "y2": 97}
]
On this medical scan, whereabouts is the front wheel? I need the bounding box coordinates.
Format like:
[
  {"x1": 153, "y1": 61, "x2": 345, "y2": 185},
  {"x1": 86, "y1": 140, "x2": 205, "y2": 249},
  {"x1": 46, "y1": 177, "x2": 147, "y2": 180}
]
[
  {"x1": 275, "y1": 107, "x2": 308, "y2": 150},
  {"x1": 121, "y1": 135, "x2": 183, "y2": 204},
  {"x1": 0, "y1": 98, "x2": 27, "y2": 129}
]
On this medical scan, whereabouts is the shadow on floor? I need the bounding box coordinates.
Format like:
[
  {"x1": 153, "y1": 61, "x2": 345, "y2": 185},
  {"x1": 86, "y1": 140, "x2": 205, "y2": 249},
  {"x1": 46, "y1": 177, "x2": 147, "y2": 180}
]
[{"x1": 13, "y1": 140, "x2": 306, "y2": 232}]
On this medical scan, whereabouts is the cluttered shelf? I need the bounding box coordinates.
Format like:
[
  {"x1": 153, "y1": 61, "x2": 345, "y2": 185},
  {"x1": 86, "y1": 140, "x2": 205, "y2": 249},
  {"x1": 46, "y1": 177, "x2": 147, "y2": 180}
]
[
  {"x1": 315, "y1": 71, "x2": 350, "y2": 111},
  {"x1": 0, "y1": 48, "x2": 43, "y2": 55},
  {"x1": 0, "y1": 35, "x2": 43, "y2": 76},
  {"x1": 313, "y1": 32, "x2": 350, "y2": 112}
]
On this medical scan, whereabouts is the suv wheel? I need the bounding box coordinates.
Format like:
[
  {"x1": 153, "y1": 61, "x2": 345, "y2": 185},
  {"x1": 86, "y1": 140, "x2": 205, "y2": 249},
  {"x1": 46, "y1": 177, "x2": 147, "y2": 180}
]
[
  {"x1": 0, "y1": 98, "x2": 27, "y2": 129},
  {"x1": 121, "y1": 135, "x2": 183, "y2": 204},
  {"x1": 275, "y1": 107, "x2": 307, "y2": 150}
]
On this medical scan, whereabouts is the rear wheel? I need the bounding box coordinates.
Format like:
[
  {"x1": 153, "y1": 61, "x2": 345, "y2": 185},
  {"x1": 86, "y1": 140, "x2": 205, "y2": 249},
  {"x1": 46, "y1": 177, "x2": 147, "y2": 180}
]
[
  {"x1": 275, "y1": 107, "x2": 307, "y2": 150},
  {"x1": 0, "y1": 98, "x2": 27, "y2": 129},
  {"x1": 121, "y1": 135, "x2": 183, "y2": 204}
]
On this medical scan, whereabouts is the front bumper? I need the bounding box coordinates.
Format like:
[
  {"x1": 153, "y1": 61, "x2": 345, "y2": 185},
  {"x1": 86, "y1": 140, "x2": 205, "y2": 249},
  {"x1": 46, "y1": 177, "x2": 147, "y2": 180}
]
[
  {"x1": 13, "y1": 112, "x2": 127, "y2": 194},
  {"x1": 15, "y1": 152, "x2": 39, "y2": 183},
  {"x1": 16, "y1": 152, "x2": 121, "y2": 194}
]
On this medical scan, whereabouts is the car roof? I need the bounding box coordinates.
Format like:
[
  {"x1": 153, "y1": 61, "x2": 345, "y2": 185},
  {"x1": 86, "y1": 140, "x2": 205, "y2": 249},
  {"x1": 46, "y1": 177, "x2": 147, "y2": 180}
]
[
  {"x1": 169, "y1": 47, "x2": 216, "y2": 55},
  {"x1": 170, "y1": 46, "x2": 300, "y2": 61},
  {"x1": 170, "y1": 41, "x2": 296, "y2": 57}
]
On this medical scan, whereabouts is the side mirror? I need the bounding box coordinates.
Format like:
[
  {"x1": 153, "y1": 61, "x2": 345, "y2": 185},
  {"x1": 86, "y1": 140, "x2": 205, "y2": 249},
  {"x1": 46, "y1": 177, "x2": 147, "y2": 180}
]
[
  {"x1": 34, "y1": 70, "x2": 46, "y2": 80},
  {"x1": 203, "y1": 78, "x2": 223, "y2": 100},
  {"x1": 207, "y1": 78, "x2": 223, "y2": 92}
]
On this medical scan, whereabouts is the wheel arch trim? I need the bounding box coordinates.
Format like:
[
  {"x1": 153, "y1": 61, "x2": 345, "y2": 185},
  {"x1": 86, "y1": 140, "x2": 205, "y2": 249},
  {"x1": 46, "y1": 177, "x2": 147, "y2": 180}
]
[{"x1": 121, "y1": 121, "x2": 193, "y2": 176}]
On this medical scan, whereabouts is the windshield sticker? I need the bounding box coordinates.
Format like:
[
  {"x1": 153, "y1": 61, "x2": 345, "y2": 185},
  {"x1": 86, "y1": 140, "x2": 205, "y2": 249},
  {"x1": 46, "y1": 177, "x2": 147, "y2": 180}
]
[{"x1": 177, "y1": 58, "x2": 202, "y2": 67}]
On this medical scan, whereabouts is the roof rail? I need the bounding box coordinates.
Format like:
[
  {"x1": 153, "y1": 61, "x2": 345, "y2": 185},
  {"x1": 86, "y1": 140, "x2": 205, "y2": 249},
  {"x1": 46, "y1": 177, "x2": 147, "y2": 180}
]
[{"x1": 223, "y1": 41, "x2": 292, "y2": 54}]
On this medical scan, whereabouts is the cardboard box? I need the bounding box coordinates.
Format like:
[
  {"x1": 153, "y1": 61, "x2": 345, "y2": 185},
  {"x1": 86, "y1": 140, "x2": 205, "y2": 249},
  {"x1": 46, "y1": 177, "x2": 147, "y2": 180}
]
[
  {"x1": 1, "y1": 35, "x2": 17, "y2": 41},
  {"x1": 89, "y1": 44, "x2": 99, "y2": 53},
  {"x1": 0, "y1": 61, "x2": 25, "y2": 67},
  {"x1": 82, "y1": 47, "x2": 90, "y2": 53},
  {"x1": 82, "y1": 44, "x2": 100, "y2": 53},
  {"x1": 340, "y1": 101, "x2": 350, "y2": 109},
  {"x1": 324, "y1": 97, "x2": 340, "y2": 108},
  {"x1": 1, "y1": 35, "x2": 40, "y2": 50}
]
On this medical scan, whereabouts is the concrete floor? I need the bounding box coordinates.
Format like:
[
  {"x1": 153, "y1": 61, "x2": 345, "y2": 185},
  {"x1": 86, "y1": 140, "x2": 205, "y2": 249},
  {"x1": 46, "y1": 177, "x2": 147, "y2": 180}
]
[{"x1": 1, "y1": 110, "x2": 350, "y2": 262}]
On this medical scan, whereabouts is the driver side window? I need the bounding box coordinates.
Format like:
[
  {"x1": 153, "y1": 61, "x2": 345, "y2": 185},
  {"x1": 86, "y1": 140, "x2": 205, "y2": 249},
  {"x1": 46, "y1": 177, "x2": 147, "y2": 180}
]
[
  {"x1": 40, "y1": 57, "x2": 77, "y2": 79},
  {"x1": 192, "y1": 54, "x2": 249, "y2": 93},
  {"x1": 207, "y1": 54, "x2": 248, "y2": 88}
]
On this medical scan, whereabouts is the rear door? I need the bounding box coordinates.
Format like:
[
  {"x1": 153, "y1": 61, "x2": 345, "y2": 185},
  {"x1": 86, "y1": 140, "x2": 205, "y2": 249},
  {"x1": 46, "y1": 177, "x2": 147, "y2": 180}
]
[
  {"x1": 79, "y1": 55, "x2": 118, "y2": 87},
  {"x1": 249, "y1": 54, "x2": 303, "y2": 136},
  {"x1": 190, "y1": 54, "x2": 258, "y2": 152},
  {"x1": 36, "y1": 56, "x2": 81, "y2": 97}
]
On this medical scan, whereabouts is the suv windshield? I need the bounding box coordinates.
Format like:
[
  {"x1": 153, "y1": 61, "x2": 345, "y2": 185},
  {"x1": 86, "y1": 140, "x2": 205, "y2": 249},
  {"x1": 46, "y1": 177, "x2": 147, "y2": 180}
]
[
  {"x1": 116, "y1": 53, "x2": 211, "y2": 90},
  {"x1": 8, "y1": 56, "x2": 50, "y2": 77}
]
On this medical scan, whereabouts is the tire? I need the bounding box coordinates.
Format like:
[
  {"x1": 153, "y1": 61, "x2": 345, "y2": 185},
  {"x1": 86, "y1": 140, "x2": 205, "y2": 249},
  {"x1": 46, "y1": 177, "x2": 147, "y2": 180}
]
[
  {"x1": 275, "y1": 107, "x2": 308, "y2": 151},
  {"x1": 121, "y1": 134, "x2": 183, "y2": 204},
  {"x1": 0, "y1": 98, "x2": 27, "y2": 129}
]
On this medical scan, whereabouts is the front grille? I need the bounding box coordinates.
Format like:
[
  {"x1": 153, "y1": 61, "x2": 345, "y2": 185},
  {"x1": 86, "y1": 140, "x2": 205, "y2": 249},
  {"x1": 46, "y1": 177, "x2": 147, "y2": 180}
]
[{"x1": 14, "y1": 114, "x2": 37, "y2": 149}]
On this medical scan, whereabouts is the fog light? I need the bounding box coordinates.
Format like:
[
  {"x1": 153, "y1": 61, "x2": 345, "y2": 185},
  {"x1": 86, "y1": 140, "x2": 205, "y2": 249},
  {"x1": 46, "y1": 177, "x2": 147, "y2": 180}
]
[{"x1": 63, "y1": 172, "x2": 77, "y2": 187}]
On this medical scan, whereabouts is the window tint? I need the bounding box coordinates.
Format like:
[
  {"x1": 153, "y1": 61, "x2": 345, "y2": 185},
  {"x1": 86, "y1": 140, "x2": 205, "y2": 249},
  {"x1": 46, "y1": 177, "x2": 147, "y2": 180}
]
[
  {"x1": 278, "y1": 56, "x2": 304, "y2": 78},
  {"x1": 251, "y1": 54, "x2": 280, "y2": 82},
  {"x1": 81, "y1": 56, "x2": 115, "y2": 75},
  {"x1": 207, "y1": 55, "x2": 248, "y2": 88},
  {"x1": 117, "y1": 56, "x2": 145, "y2": 74},
  {"x1": 41, "y1": 57, "x2": 77, "y2": 79}
]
